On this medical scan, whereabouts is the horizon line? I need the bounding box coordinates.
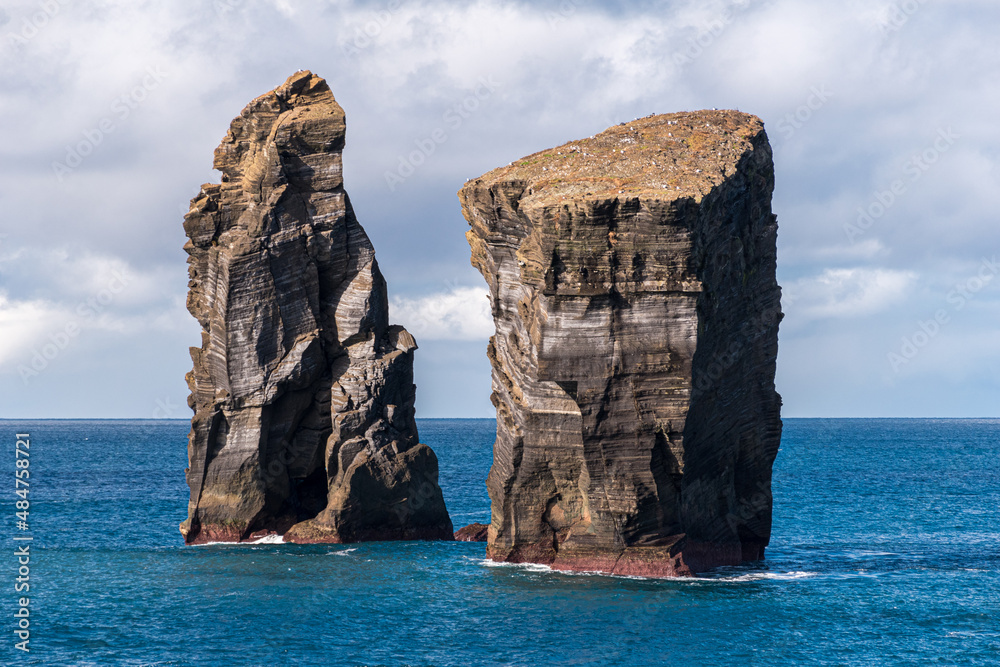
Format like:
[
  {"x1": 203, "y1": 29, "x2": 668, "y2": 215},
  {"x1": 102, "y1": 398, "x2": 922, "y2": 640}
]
[{"x1": 2, "y1": 416, "x2": 999, "y2": 421}]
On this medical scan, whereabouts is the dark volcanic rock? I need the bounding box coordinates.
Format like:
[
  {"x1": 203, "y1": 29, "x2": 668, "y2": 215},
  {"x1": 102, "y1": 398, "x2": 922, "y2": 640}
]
[
  {"x1": 180, "y1": 71, "x2": 453, "y2": 545},
  {"x1": 459, "y1": 111, "x2": 782, "y2": 577},
  {"x1": 454, "y1": 522, "x2": 490, "y2": 542}
]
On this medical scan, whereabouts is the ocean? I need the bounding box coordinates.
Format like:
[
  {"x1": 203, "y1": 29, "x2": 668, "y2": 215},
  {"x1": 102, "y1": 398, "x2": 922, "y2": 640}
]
[{"x1": 1, "y1": 418, "x2": 997, "y2": 666}]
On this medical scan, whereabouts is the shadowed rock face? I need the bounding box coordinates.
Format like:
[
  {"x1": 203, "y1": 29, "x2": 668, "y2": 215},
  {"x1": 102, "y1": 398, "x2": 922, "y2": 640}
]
[
  {"x1": 460, "y1": 111, "x2": 782, "y2": 576},
  {"x1": 180, "y1": 71, "x2": 453, "y2": 545}
]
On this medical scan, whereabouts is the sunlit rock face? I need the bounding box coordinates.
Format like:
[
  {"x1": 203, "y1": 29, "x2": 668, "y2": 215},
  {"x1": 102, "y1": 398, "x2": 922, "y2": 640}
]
[
  {"x1": 181, "y1": 71, "x2": 452, "y2": 545},
  {"x1": 460, "y1": 111, "x2": 782, "y2": 576}
]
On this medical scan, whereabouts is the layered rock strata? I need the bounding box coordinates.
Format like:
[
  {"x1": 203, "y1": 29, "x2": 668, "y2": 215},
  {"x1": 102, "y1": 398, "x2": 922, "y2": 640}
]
[
  {"x1": 460, "y1": 111, "x2": 782, "y2": 576},
  {"x1": 181, "y1": 71, "x2": 452, "y2": 545}
]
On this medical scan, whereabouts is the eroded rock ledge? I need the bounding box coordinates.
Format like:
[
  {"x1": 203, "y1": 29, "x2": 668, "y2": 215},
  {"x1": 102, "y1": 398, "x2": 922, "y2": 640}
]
[
  {"x1": 460, "y1": 111, "x2": 782, "y2": 576},
  {"x1": 180, "y1": 71, "x2": 453, "y2": 545},
  {"x1": 454, "y1": 522, "x2": 490, "y2": 542}
]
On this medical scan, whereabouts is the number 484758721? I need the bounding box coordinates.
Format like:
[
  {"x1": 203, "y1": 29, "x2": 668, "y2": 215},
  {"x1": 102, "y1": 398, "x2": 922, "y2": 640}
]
[{"x1": 15, "y1": 436, "x2": 30, "y2": 521}]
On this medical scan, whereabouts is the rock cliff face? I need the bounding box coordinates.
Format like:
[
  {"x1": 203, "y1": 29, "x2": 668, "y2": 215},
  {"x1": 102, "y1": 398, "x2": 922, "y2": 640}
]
[
  {"x1": 180, "y1": 71, "x2": 452, "y2": 545},
  {"x1": 460, "y1": 111, "x2": 782, "y2": 576}
]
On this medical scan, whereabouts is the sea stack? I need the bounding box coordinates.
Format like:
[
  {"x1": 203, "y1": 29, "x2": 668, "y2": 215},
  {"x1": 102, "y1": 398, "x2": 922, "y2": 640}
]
[
  {"x1": 180, "y1": 71, "x2": 452, "y2": 545},
  {"x1": 460, "y1": 111, "x2": 782, "y2": 576}
]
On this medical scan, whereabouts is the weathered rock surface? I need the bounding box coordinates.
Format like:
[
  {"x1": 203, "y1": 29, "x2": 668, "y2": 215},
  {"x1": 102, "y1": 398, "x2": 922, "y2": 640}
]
[
  {"x1": 454, "y1": 522, "x2": 490, "y2": 542},
  {"x1": 180, "y1": 71, "x2": 453, "y2": 545},
  {"x1": 460, "y1": 111, "x2": 782, "y2": 576}
]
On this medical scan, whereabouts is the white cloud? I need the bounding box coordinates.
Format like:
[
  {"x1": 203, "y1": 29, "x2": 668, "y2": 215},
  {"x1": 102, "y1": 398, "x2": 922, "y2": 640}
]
[
  {"x1": 785, "y1": 268, "x2": 918, "y2": 322},
  {"x1": 0, "y1": 247, "x2": 194, "y2": 373},
  {"x1": 390, "y1": 287, "x2": 493, "y2": 341},
  {"x1": 0, "y1": 292, "x2": 64, "y2": 366},
  {"x1": 0, "y1": 289, "x2": 134, "y2": 372},
  {"x1": 783, "y1": 238, "x2": 889, "y2": 263}
]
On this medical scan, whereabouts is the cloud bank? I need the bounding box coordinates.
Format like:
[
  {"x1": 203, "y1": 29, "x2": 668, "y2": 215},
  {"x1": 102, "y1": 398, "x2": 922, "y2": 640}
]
[{"x1": 1, "y1": 0, "x2": 998, "y2": 417}]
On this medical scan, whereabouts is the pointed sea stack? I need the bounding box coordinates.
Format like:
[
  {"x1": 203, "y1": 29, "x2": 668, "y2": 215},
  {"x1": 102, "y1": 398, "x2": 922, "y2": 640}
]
[
  {"x1": 460, "y1": 111, "x2": 782, "y2": 576},
  {"x1": 181, "y1": 71, "x2": 453, "y2": 545}
]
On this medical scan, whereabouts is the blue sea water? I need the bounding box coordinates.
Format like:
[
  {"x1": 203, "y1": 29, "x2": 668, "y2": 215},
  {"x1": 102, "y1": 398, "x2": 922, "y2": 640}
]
[{"x1": 0, "y1": 418, "x2": 998, "y2": 666}]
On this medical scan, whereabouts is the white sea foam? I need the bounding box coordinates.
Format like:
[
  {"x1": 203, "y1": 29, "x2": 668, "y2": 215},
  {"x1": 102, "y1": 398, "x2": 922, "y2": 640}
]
[
  {"x1": 329, "y1": 548, "x2": 358, "y2": 556},
  {"x1": 192, "y1": 534, "x2": 285, "y2": 546},
  {"x1": 474, "y1": 557, "x2": 818, "y2": 583},
  {"x1": 849, "y1": 551, "x2": 897, "y2": 557},
  {"x1": 945, "y1": 630, "x2": 1000, "y2": 638},
  {"x1": 478, "y1": 558, "x2": 553, "y2": 573},
  {"x1": 474, "y1": 558, "x2": 687, "y2": 581},
  {"x1": 705, "y1": 570, "x2": 818, "y2": 582}
]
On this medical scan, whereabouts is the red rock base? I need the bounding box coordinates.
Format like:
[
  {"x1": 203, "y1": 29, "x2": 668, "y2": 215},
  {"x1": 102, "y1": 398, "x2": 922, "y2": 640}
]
[
  {"x1": 283, "y1": 520, "x2": 455, "y2": 544},
  {"x1": 454, "y1": 523, "x2": 490, "y2": 542},
  {"x1": 488, "y1": 537, "x2": 765, "y2": 578}
]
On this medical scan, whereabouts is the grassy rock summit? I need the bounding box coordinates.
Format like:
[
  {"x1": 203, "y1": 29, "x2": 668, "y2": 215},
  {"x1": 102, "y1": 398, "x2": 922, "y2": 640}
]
[
  {"x1": 180, "y1": 71, "x2": 452, "y2": 545},
  {"x1": 460, "y1": 111, "x2": 783, "y2": 576}
]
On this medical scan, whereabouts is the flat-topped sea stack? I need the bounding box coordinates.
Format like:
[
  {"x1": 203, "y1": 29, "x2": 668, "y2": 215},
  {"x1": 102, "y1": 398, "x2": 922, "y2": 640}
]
[
  {"x1": 180, "y1": 71, "x2": 453, "y2": 545},
  {"x1": 460, "y1": 111, "x2": 782, "y2": 576}
]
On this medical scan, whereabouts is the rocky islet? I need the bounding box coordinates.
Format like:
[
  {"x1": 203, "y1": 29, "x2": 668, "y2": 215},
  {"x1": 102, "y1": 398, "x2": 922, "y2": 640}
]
[
  {"x1": 180, "y1": 71, "x2": 453, "y2": 545},
  {"x1": 460, "y1": 111, "x2": 783, "y2": 576}
]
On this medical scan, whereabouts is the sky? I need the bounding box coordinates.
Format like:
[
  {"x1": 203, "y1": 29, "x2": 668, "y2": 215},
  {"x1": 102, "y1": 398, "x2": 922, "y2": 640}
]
[{"x1": 0, "y1": 0, "x2": 997, "y2": 419}]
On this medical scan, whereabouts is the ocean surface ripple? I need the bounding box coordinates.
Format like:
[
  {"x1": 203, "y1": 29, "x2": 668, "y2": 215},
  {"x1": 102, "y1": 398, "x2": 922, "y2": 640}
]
[{"x1": 1, "y1": 418, "x2": 998, "y2": 666}]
